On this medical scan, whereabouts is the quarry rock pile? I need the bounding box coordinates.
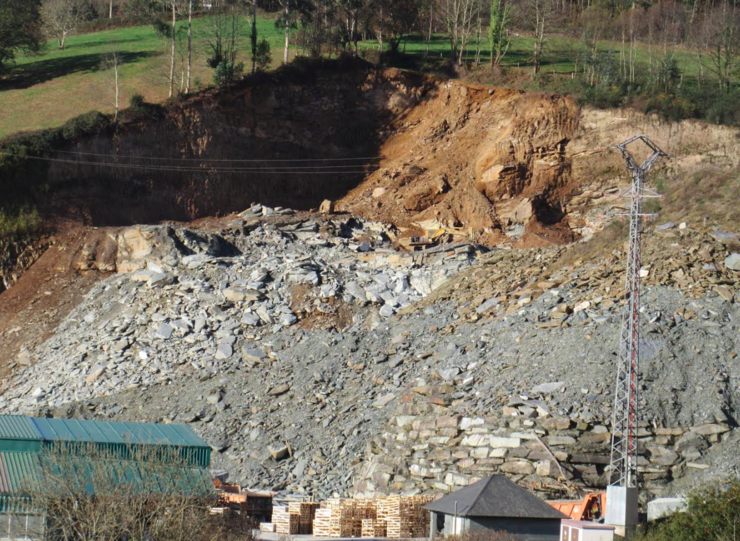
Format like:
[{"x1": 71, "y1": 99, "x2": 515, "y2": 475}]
[
  {"x1": 1, "y1": 209, "x2": 738, "y2": 502},
  {"x1": 1, "y1": 205, "x2": 482, "y2": 413}
]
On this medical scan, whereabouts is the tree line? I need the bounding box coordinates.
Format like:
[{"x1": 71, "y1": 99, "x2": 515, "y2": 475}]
[{"x1": 1, "y1": 0, "x2": 739, "y2": 122}]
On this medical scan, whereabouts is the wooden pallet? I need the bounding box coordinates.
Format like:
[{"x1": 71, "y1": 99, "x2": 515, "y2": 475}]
[
  {"x1": 361, "y1": 518, "x2": 387, "y2": 538},
  {"x1": 273, "y1": 506, "x2": 301, "y2": 535}
]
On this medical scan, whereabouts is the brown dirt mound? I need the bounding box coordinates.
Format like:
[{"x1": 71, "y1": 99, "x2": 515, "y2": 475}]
[{"x1": 337, "y1": 72, "x2": 581, "y2": 247}]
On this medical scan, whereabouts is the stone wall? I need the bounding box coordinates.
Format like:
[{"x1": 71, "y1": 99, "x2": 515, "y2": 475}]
[{"x1": 355, "y1": 384, "x2": 732, "y2": 502}]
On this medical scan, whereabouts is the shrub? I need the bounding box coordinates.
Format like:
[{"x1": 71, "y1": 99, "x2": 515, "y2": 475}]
[
  {"x1": 0, "y1": 205, "x2": 41, "y2": 238},
  {"x1": 213, "y1": 60, "x2": 245, "y2": 89},
  {"x1": 29, "y1": 443, "x2": 257, "y2": 541},
  {"x1": 129, "y1": 93, "x2": 146, "y2": 108},
  {"x1": 705, "y1": 92, "x2": 740, "y2": 126},
  {"x1": 60, "y1": 111, "x2": 111, "y2": 141},
  {"x1": 255, "y1": 38, "x2": 272, "y2": 72},
  {"x1": 446, "y1": 529, "x2": 518, "y2": 541},
  {"x1": 644, "y1": 93, "x2": 694, "y2": 122},
  {"x1": 636, "y1": 477, "x2": 740, "y2": 541}
]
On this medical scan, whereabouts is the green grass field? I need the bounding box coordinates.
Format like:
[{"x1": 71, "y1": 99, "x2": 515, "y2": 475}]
[
  {"x1": 0, "y1": 13, "x2": 706, "y2": 139},
  {"x1": 0, "y1": 14, "x2": 289, "y2": 139}
]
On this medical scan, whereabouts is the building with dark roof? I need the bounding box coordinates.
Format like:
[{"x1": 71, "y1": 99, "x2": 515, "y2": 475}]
[
  {"x1": 424, "y1": 475, "x2": 568, "y2": 541},
  {"x1": 0, "y1": 415, "x2": 213, "y2": 539}
]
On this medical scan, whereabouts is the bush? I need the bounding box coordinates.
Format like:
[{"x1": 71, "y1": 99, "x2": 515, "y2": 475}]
[
  {"x1": 0, "y1": 205, "x2": 41, "y2": 238},
  {"x1": 60, "y1": 111, "x2": 111, "y2": 141},
  {"x1": 706, "y1": 92, "x2": 740, "y2": 126},
  {"x1": 30, "y1": 443, "x2": 257, "y2": 541},
  {"x1": 129, "y1": 93, "x2": 146, "y2": 108},
  {"x1": 446, "y1": 530, "x2": 518, "y2": 541},
  {"x1": 637, "y1": 477, "x2": 740, "y2": 541},
  {"x1": 213, "y1": 60, "x2": 245, "y2": 90},
  {"x1": 255, "y1": 38, "x2": 272, "y2": 72},
  {"x1": 644, "y1": 93, "x2": 694, "y2": 122}
]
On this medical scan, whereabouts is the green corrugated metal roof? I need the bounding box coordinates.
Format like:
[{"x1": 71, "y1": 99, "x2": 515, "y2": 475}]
[
  {"x1": 0, "y1": 415, "x2": 210, "y2": 450},
  {"x1": 32, "y1": 418, "x2": 210, "y2": 449},
  {"x1": 0, "y1": 416, "x2": 42, "y2": 441}
]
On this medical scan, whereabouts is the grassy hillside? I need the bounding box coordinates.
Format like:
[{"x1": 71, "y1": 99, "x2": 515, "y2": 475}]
[
  {"x1": 0, "y1": 13, "x2": 707, "y2": 139},
  {"x1": 0, "y1": 15, "x2": 287, "y2": 139}
]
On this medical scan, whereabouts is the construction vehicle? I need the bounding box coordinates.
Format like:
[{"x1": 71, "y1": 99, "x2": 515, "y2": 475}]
[{"x1": 548, "y1": 492, "x2": 607, "y2": 522}]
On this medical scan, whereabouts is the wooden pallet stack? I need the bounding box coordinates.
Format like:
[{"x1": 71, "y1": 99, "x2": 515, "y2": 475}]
[
  {"x1": 379, "y1": 495, "x2": 436, "y2": 539},
  {"x1": 259, "y1": 522, "x2": 275, "y2": 533},
  {"x1": 312, "y1": 495, "x2": 436, "y2": 538},
  {"x1": 288, "y1": 501, "x2": 321, "y2": 534},
  {"x1": 361, "y1": 518, "x2": 387, "y2": 538},
  {"x1": 273, "y1": 505, "x2": 300, "y2": 535},
  {"x1": 312, "y1": 498, "x2": 363, "y2": 537},
  {"x1": 313, "y1": 508, "x2": 333, "y2": 537}
]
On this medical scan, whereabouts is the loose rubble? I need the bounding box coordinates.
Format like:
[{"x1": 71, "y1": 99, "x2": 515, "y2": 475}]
[{"x1": 1, "y1": 209, "x2": 738, "y2": 503}]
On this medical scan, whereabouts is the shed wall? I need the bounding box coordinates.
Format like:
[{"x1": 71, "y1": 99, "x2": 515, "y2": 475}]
[{"x1": 468, "y1": 517, "x2": 561, "y2": 541}]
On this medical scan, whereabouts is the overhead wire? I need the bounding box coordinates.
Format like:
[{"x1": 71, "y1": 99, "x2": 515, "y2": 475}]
[
  {"x1": 0, "y1": 150, "x2": 381, "y2": 174},
  {"x1": 47, "y1": 148, "x2": 385, "y2": 163}
]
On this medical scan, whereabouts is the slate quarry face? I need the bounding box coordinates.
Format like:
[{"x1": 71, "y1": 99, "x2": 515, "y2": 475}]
[{"x1": 2, "y1": 204, "x2": 739, "y2": 502}]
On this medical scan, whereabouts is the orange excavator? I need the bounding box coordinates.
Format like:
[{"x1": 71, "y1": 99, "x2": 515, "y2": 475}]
[{"x1": 548, "y1": 492, "x2": 607, "y2": 522}]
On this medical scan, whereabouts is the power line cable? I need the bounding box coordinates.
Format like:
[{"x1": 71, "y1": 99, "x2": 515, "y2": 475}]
[
  {"x1": 48, "y1": 149, "x2": 385, "y2": 163},
  {"x1": 0, "y1": 151, "x2": 380, "y2": 174}
]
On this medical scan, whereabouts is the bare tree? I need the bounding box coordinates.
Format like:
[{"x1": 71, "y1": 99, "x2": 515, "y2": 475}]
[
  {"x1": 279, "y1": 0, "x2": 291, "y2": 63},
  {"x1": 185, "y1": 0, "x2": 192, "y2": 94},
  {"x1": 205, "y1": 2, "x2": 243, "y2": 66},
  {"x1": 42, "y1": 0, "x2": 84, "y2": 50},
  {"x1": 101, "y1": 50, "x2": 121, "y2": 121},
  {"x1": 156, "y1": 0, "x2": 188, "y2": 98},
  {"x1": 437, "y1": 0, "x2": 480, "y2": 65},
  {"x1": 516, "y1": 0, "x2": 558, "y2": 76},
  {"x1": 695, "y1": 0, "x2": 740, "y2": 92},
  {"x1": 25, "y1": 442, "x2": 253, "y2": 541},
  {"x1": 251, "y1": 0, "x2": 258, "y2": 73}
]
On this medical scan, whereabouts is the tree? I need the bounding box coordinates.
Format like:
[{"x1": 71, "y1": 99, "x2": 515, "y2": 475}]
[
  {"x1": 488, "y1": 0, "x2": 510, "y2": 68},
  {"x1": 275, "y1": 0, "x2": 313, "y2": 63},
  {"x1": 185, "y1": 0, "x2": 192, "y2": 93},
  {"x1": 278, "y1": 0, "x2": 293, "y2": 64},
  {"x1": 0, "y1": 0, "x2": 44, "y2": 74},
  {"x1": 26, "y1": 442, "x2": 255, "y2": 541},
  {"x1": 42, "y1": 0, "x2": 84, "y2": 50},
  {"x1": 101, "y1": 50, "x2": 121, "y2": 121},
  {"x1": 696, "y1": 1, "x2": 740, "y2": 93},
  {"x1": 250, "y1": 0, "x2": 258, "y2": 73},
  {"x1": 516, "y1": 0, "x2": 557, "y2": 75},
  {"x1": 374, "y1": 0, "x2": 420, "y2": 53},
  {"x1": 437, "y1": 0, "x2": 480, "y2": 65},
  {"x1": 255, "y1": 37, "x2": 272, "y2": 70}
]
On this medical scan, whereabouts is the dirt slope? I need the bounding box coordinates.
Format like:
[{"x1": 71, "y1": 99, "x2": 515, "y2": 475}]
[{"x1": 338, "y1": 73, "x2": 580, "y2": 247}]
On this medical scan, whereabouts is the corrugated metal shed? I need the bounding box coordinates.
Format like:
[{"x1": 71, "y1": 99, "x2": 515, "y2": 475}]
[
  {"x1": 32, "y1": 418, "x2": 209, "y2": 448},
  {"x1": 0, "y1": 416, "x2": 214, "y2": 509},
  {"x1": 0, "y1": 453, "x2": 43, "y2": 513},
  {"x1": 0, "y1": 416, "x2": 41, "y2": 441},
  {"x1": 0, "y1": 453, "x2": 42, "y2": 494}
]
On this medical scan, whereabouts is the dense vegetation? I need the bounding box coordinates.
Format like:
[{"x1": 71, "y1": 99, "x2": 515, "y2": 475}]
[
  {"x1": 637, "y1": 478, "x2": 740, "y2": 541},
  {"x1": 0, "y1": 0, "x2": 738, "y2": 236}
]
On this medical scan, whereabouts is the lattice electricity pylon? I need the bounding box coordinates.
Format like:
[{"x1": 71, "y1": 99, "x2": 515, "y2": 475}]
[{"x1": 608, "y1": 135, "x2": 669, "y2": 489}]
